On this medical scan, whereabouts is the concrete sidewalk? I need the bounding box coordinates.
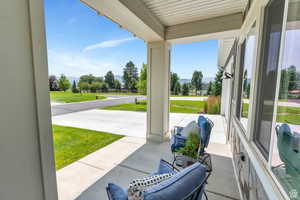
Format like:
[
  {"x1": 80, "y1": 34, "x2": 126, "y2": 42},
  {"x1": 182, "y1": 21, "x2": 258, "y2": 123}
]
[
  {"x1": 56, "y1": 136, "x2": 146, "y2": 200},
  {"x1": 52, "y1": 110, "x2": 227, "y2": 144}
]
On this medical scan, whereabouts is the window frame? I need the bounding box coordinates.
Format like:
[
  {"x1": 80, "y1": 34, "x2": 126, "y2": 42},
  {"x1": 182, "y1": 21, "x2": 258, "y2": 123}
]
[
  {"x1": 235, "y1": 21, "x2": 258, "y2": 137},
  {"x1": 249, "y1": 0, "x2": 291, "y2": 199},
  {"x1": 252, "y1": 0, "x2": 286, "y2": 160}
]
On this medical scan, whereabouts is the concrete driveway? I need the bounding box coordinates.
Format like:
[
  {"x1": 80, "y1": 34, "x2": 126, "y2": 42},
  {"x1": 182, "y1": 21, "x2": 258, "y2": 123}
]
[{"x1": 52, "y1": 109, "x2": 226, "y2": 144}]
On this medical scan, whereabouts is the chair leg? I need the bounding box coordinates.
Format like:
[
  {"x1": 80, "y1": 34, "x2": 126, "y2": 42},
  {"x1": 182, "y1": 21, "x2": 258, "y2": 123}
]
[
  {"x1": 204, "y1": 191, "x2": 208, "y2": 200},
  {"x1": 172, "y1": 153, "x2": 176, "y2": 169}
]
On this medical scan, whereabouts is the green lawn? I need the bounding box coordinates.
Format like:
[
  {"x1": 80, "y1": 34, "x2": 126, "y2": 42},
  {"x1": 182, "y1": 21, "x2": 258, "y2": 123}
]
[
  {"x1": 242, "y1": 103, "x2": 300, "y2": 125},
  {"x1": 53, "y1": 125, "x2": 123, "y2": 170},
  {"x1": 101, "y1": 100, "x2": 206, "y2": 114},
  {"x1": 50, "y1": 91, "x2": 106, "y2": 103}
]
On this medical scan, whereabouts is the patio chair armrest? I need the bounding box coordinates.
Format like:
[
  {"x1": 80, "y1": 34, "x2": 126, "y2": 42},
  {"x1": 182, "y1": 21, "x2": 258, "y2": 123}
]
[{"x1": 160, "y1": 159, "x2": 180, "y2": 172}]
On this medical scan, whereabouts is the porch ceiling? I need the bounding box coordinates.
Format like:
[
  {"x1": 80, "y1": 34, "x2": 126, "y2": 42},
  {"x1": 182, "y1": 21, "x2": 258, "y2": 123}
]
[
  {"x1": 81, "y1": 0, "x2": 247, "y2": 43},
  {"x1": 141, "y1": 0, "x2": 247, "y2": 26}
]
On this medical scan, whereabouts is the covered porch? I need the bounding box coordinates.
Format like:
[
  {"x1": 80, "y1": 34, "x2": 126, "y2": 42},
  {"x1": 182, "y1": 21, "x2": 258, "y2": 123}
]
[
  {"x1": 4, "y1": 0, "x2": 294, "y2": 200},
  {"x1": 56, "y1": 115, "x2": 239, "y2": 200}
]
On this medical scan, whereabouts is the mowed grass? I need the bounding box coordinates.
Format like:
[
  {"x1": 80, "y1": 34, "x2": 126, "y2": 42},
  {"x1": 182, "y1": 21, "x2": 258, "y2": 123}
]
[
  {"x1": 50, "y1": 91, "x2": 106, "y2": 103},
  {"x1": 242, "y1": 103, "x2": 300, "y2": 125},
  {"x1": 53, "y1": 125, "x2": 123, "y2": 170},
  {"x1": 101, "y1": 100, "x2": 205, "y2": 114}
]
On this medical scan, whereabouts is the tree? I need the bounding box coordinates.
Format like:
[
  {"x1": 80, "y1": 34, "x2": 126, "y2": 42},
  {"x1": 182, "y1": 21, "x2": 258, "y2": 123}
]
[
  {"x1": 49, "y1": 75, "x2": 59, "y2": 91},
  {"x1": 138, "y1": 63, "x2": 147, "y2": 95},
  {"x1": 72, "y1": 80, "x2": 79, "y2": 93},
  {"x1": 123, "y1": 61, "x2": 139, "y2": 92},
  {"x1": 101, "y1": 83, "x2": 108, "y2": 92},
  {"x1": 78, "y1": 82, "x2": 90, "y2": 92},
  {"x1": 79, "y1": 74, "x2": 96, "y2": 84},
  {"x1": 115, "y1": 80, "x2": 122, "y2": 91},
  {"x1": 191, "y1": 71, "x2": 203, "y2": 95},
  {"x1": 288, "y1": 65, "x2": 297, "y2": 90},
  {"x1": 105, "y1": 71, "x2": 115, "y2": 89},
  {"x1": 95, "y1": 77, "x2": 104, "y2": 83},
  {"x1": 174, "y1": 82, "x2": 181, "y2": 95},
  {"x1": 58, "y1": 74, "x2": 71, "y2": 92},
  {"x1": 246, "y1": 83, "x2": 251, "y2": 99},
  {"x1": 207, "y1": 81, "x2": 213, "y2": 95},
  {"x1": 90, "y1": 82, "x2": 102, "y2": 93},
  {"x1": 182, "y1": 83, "x2": 190, "y2": 96},
  {"x1": 279, "y1": 69, "x2": 289, "y2": 99},
  {"x1": 212, "y1": 69, "x2": 223, "y2": 96},
  {"x1": 171, "y1": 72, "x2": 180, "y2": 94}
]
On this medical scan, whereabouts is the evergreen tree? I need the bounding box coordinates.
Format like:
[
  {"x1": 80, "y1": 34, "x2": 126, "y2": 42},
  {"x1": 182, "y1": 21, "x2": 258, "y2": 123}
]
[
  {"x1": 123, "y1": 61, "x2": 139, "y2": 92},
  {"x1": 71, "y1": 80, "x2": 79, "y2": 93},
  {"x1": 170, "y1": 72, "x2": 180, "y2": 94},
  {"x1": 105, "y1": 71, "x2": 115, "y2": 89},
  {"x1": 246, "y1": 83, "x2": 251, "y2": 98},
  {"x1": 207, "y1": 81, "x2": 213, "y2": 95},
  {"x1": 58, "y1": 74, "x2": 71, "y2": 92},
  {"x1": 288, "y1": 65, "x2": 297, "y2": 90},
  {"x1": 212, "y1": 69, "x2": 223, "y2": 96}
]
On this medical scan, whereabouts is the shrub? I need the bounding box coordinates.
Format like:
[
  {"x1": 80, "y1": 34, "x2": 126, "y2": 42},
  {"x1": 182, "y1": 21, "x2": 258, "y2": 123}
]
[{"x1": 205, "y1": 96, "x2": 221, "y2": 114}]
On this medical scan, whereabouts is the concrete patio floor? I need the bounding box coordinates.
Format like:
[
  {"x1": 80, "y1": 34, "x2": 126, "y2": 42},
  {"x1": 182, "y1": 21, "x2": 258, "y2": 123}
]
[
  {"x1": 52, "y1": 110, "x2": 227, "y2": 144},
  {"x1": 55, "y1": 111, "x2": 238, "y2": 200},
  {"x1": 74, "y1": 141, "x2": 240, "y2": 200}
]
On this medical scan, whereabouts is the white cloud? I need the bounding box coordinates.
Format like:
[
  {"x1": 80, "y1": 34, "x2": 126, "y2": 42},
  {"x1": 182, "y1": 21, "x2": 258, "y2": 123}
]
[
  {"x1": 47, "y1": 49, "x2": 123, "y2": 77},
  {"x1": 82, "y1": 37, "x2": 136, "y2": 52}
]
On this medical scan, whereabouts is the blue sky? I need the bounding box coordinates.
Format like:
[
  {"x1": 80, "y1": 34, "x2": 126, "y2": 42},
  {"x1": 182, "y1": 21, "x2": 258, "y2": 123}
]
[{"x1": 44, "y1": 0, "x2": 218, "y2": 79}]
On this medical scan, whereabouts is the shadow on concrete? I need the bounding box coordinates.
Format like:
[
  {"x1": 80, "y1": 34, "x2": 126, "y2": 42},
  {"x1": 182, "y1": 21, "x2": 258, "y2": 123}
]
[{"x1": 75, "y1": 141, "x2": 240, "y2": 200}]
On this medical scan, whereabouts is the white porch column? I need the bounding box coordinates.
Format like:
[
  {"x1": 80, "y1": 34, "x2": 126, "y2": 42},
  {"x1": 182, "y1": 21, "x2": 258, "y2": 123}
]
[
  {"x1": 0, "y1": 1, "x2": 57, "y2": 199},
  {"x1": 147, "y1": 41, "x2": 171, "y2": 142}
]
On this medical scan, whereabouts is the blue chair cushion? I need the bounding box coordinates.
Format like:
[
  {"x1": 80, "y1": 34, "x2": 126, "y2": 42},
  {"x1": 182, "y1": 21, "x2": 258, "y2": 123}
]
[
  {"x1": 170, "y1": 133, "x2": 187, "y2": 152},
  {"x1": 143, "y1": 162, "x2": 207, "y2": 200},
  {"x1": 107, "y1": 183, "x2": 128, "y2": 200},
  {"x1": 198, "y1": 116, "x2": 212, "y2": 149},
  {"x1": 157, "y1": 159, "x2": 176, "y2": 174},
  {"x1": 276, "y1": 124, "x2": 300, "y2": 172}
]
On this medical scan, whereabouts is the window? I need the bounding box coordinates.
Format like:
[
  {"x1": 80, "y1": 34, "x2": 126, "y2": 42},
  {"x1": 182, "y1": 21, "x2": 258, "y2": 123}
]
[
  {"x1": 237, "y1": 23, "x2": 257, "y2": 131},
  {"x1": 254, "y1": 0, "x2": 285, "y2": 159},
  {"x1": 270, "y1": 0, "x2": 300, "y2": 197}
]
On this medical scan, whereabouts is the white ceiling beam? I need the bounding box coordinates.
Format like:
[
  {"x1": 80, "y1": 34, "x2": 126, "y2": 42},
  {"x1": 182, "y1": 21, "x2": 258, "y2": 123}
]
[
  {"x1": 80, "y1": 0, "x2": 165, "y2": 42},
  {"x1": 166, "y1": 13, "x2": 243, "y2": 44}
]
